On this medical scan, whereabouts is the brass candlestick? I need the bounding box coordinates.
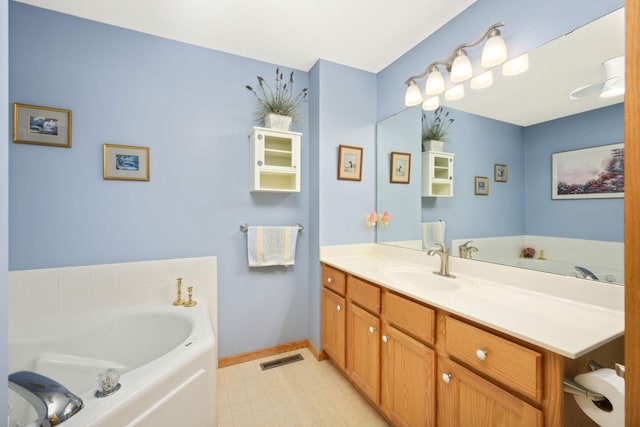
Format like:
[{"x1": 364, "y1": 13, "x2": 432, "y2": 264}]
[
  {"x1": 185, "y1": 286, "x2": 198, "y2": 307},
  {"x1": 172, "y1": 277, "x2": 186, "y2": 306}
]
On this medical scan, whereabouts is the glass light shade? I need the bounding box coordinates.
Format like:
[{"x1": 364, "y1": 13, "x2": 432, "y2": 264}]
[
  {"x1": 425, "y1": 68, "x2": 445, "y2": 95},
  {"x1": 470, "y1": 70, "x2": 493, "y2": 89},
  {"x1": 502, "y1": 53, "x2": 529, "y2": 76},
  {"x1": 481, "y1": 34, "x2": 508, "y2": 67},
  {"x1": 404, "y1": 81, "x2": 423, "y2": 107},
  {"x1": 450, "y1": 50, "x2": 472, "y2": 82},
  {"x1": 445, "y1": 84, "x2": 464, "y2": 101},
  {"x1": 422, "y1": 95, "x2": 440, "y2": 111}
]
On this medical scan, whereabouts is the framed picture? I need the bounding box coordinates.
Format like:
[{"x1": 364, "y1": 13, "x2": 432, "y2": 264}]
[
  {"x1": 337, "y1": 145, "x2": 363, "y2": 181},
  {"x1": 494, "y1": 164, "x2": 508, "y2": 182},
  {"x1": 103, "y1": 144, "x2": 150, "y2": 181},
  {"x1": 390, "y1": 152, "x2": 411, "y2": 184},
  {"x1": 551, "y1": 143, "x2": 624, "y2": 199},
  {"x1": 475, "y1": 176, "x2": 489, "y2": 195},
  {"x1": 13, "y1": 103, "x2": 72, "y2": 147}
]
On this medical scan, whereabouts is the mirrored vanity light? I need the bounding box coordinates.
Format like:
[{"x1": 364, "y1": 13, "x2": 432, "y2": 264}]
[
  {"x1": 470, "y1": 70, "x2": 493, "y2": 89},
  {"x1": 445, "y1": 84, "x2": 465, "y2": 101},
  {"x1": 502, "y1": 53, "x2": 529, "y2": 76},
  {"x1": 422, "y1": 95, "x2": 440, "y2": 111}
]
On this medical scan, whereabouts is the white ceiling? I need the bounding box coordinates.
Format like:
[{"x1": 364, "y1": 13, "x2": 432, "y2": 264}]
[
  {"x1": 14, "y1": 0, "x2": 476, "y2": 73},
  {"x1": 14, "y1": 1, "x2": 624, "y2": 126}
]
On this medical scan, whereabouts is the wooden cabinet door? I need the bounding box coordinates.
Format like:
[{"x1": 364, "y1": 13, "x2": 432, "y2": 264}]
[
  {"x1": 347, "y1": 302, "x2": 380, "y2": 404},
  {"x1": 437, "y1": 357, "x2": 543, "y2": 427},
  {"x1": 322, "y1": 287, "x2": 346, "y2": 369},
  {"x1": 381, "y1": 324, "x2": 436, "y2": 427}
]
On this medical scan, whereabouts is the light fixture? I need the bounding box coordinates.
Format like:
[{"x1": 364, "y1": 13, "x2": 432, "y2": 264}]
[
  {"x1": 403, "y1": 22, "x2": 524, "y2": 107},
  {"x1": 502, "y1": 53, "x2": 529, "y2": 76},
  {"x1": 445, "y1": 84, "x2": 464, "y2": 101},
  {"x1": 450, "y1": 49, "x2": 472, "y2": 82},
  {"x1": 404, "y1": 80, "x2": 422, "y2": 107},
  {"x1": 425, "y1": 65, "x2": 445, "y2": 95},
  {"x1": 600, "y1": 56, "x2": 625, "y2": 98},
  {"x1": 422, "y1": 96, "x2": 440, "y2": 111},
  {"x1": 470, "y1": 70, "x2": 493, "y2": 89},
  {"x1": 481, "y1": 27, "x2": 508, "y2": 67}
]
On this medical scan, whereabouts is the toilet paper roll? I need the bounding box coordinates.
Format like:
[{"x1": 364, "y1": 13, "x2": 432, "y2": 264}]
[{"x1": 573, "y1": 368, "x2": 625, "y2": 427}]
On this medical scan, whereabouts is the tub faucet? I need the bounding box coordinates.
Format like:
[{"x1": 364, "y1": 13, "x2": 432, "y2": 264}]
[
  {"x1": 574, "y1": 266, "x2": 599, "y2": 281},
  {"x1": 458, "y1": 241, "x2": 479, "y2": 259},
  {"x1": 427, "y1": 243, "x2": 455, "y2": 278},
  {"x1": 9, "y1": 371, "x2": 83, "y2": 427}
]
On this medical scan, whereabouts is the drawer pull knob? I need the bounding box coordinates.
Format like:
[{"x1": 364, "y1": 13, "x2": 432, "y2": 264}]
[
  {"x1": 336, "y1": 304, "x2": 342, "y2": 311},
  {"x1": 369, "y1": 326, "x2": 377, "y2": 334},
  {"x1": 327, "y1": 277, "x2": 334, "y2": 283},
  {"x1": 382, "y1": 335, "x2": 389, "y2": 343},
  {"x1": 442, "y1": 373, "x2": 452, "y2": 384},
  {"x1": 476, "y1": 349, "x2": 487, "y2": 361}
]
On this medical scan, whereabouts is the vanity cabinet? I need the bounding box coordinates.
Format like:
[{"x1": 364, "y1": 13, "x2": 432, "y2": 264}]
[
  {"x1": 437, "y1": 357, "x2": 543, "y2": 427},
  {"x1": 249, "y1": 127, "x2": 301, "y2": 192},
  {"x1": 422, "y1": 151, "x2": 454, "y2": 197},
  {"x1": 321, "y1": 265, "x2": 346, "y2": 369},
  {"x1": 346, "y1": 275, "x2": 381, "y2": 404}
]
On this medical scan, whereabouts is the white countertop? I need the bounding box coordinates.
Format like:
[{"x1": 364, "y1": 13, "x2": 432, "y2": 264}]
[{"x1": 320, "y1": 244, "x2": 624, "y2": 359}]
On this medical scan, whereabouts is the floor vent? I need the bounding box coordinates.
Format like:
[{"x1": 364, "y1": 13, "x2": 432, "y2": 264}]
[{"x1": 260, "y1": 353, "x2": 304, "y2": 370}]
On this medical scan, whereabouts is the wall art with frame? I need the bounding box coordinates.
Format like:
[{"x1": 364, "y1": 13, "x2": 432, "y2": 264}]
[
  {"x1": 337, "y1": 145, "x2": 363, "y2": 181},
  {"x1": 103, "y1": 144, "x2": 150, "y2": 181},
  {"x1": 474, "y1": 176, "x2": 489, "y2": 195},
  {"x1": 390, "y1": 152, "x2": 411, "y2": 184},
  {"x1": 13, "y1": 103, "x2": 72, "y2": 148},
  {"x1": 551, "y1": 143, "x2": 624, "y2": 199}
]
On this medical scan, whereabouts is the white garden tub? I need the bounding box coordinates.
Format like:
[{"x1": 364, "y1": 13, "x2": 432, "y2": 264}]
[{"x1": 8, "y1": 303, "x2": 217, "y2": 427}]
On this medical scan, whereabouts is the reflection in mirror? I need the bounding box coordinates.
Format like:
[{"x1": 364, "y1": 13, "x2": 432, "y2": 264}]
[{"x1": 376, "y1": 8, "x2": 625, "y2": 284}]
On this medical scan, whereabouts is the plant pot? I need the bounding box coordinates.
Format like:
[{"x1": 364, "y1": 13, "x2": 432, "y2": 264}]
[
  {"x1": 264, "y1": 113, "x2": 293, "y2": 131},
  {"x1": 423, "y1": 140, "x2": 445, "y2": 152}
]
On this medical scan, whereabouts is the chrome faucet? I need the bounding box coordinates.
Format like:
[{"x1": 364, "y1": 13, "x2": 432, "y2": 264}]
[
  {"x1": 9, "y1": 371, "x2": 83, "y2": 427},
  {"x1": 574, "y1": 266, "x2": 599, "y2": 281},
  {"x1": 427, "y1": 243, "x2": 455, "y2": 278},
  {"x1": 458, "y1": 240, "x2": 479, "y2": 259}
]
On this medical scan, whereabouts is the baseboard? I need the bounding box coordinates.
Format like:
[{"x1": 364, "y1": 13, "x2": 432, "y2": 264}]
[{"x1": 219, "y1": 339, "x2": 325, "y2": 368}]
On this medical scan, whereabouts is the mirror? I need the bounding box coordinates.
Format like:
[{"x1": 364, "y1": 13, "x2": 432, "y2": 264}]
[{"x1": 377, "y1": 8, "x2": 625, "y2": 283}]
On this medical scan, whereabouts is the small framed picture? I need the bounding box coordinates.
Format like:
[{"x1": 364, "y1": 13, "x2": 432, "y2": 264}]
[
  {"x1": 337, "y1": 145, "x2": 363, "y2": 181},
  {"x1": 103, "y1": 144, "x2": 150, "y2": 181},
  {"x1": 13, "y1": 103, "x2": 72, "y2": 148},
  {"x1": 390, "y1": 152, "x2": 411, "y2": 184},
  {"x1": 475, "y1": 176, "x2": 489, "y2": 195},
  {"x1": 494, "y1": 164, "x2": 508, "y2": 182}
]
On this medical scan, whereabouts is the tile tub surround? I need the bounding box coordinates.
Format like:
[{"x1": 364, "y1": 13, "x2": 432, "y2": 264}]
[
  {"x1": 321, "y1": 244, "x2": 624, "y2": 359},
  {"x1": 8, "y1": 256, "x2": 218, "y2": 337}
]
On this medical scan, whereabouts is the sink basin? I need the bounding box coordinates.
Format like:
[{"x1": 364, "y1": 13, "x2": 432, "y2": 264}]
[{"x1": 381, "y1": 267, "x2": 476, "y2": 292}]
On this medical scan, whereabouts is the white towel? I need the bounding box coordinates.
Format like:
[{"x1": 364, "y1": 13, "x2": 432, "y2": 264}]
[
  {"x1": 247, "y1": 226, "x2": 298, "y2": 267},
  {"x1": 422, "y1": 221, "x2": 445, "y2": 250}
]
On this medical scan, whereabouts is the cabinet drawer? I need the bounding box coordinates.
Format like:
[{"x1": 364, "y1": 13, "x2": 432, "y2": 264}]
[
  {"x1": 322, "y1": 264, "x2": 346, "y2": 295},
  {"x1": 445, "y1": 317, "x2": 542, "y2": 402},
  {"x1": 383, "y1": 292, "x2": 435, "y2": 345},
  {"x1": 347, "y1": 276, "x2": 381, "y2": 314}
]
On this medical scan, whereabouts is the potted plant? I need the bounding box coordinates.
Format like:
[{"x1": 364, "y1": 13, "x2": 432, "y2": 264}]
[
  {"x1": 422, "y1": 106, "x2": 454, "y2": 152},
  {"x1": 246, "y1": 67, "x2": 308, "y2": 131}
]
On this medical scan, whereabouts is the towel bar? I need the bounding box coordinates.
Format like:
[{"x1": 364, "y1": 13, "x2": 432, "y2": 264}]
[{"x1": 240, "y1": 223, "x2": 304, "y2": 233}]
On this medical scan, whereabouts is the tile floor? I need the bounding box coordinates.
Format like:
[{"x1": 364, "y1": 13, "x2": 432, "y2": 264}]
[{"x1": 217, "y1": 348, "x2": 389, "y2": 426}]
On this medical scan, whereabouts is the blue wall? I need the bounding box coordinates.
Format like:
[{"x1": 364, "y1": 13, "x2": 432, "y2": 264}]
[
  {"x1": 1, "y1": 0, "x2": 9, "y2": 422},
  {"x1": 9, "y1": 3, "x2": 313, "y2": 358},
  {"x1": 421, "y1": 109, "x2": 525, "y2": 246},
  {"x1": 524, "y1": 104, "x2": 624, "y2": 241}
]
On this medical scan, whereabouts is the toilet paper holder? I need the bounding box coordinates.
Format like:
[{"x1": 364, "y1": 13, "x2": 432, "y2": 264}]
[{"x1": 562, "y1": 360, "x2": 625, "y2": 402}]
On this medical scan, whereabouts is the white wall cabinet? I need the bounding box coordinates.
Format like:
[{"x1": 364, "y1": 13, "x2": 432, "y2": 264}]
[
  {"x1": 422, "y1": 151, "x2": 454, "y2": 197},
  {"x1": 249, "y1": 127, "x2": 301, "y2": 192}
]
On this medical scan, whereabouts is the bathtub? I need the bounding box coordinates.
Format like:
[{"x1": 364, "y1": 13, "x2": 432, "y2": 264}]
[{"x1": 8, "y1": 303, "x2": 217, "y2": 427}]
